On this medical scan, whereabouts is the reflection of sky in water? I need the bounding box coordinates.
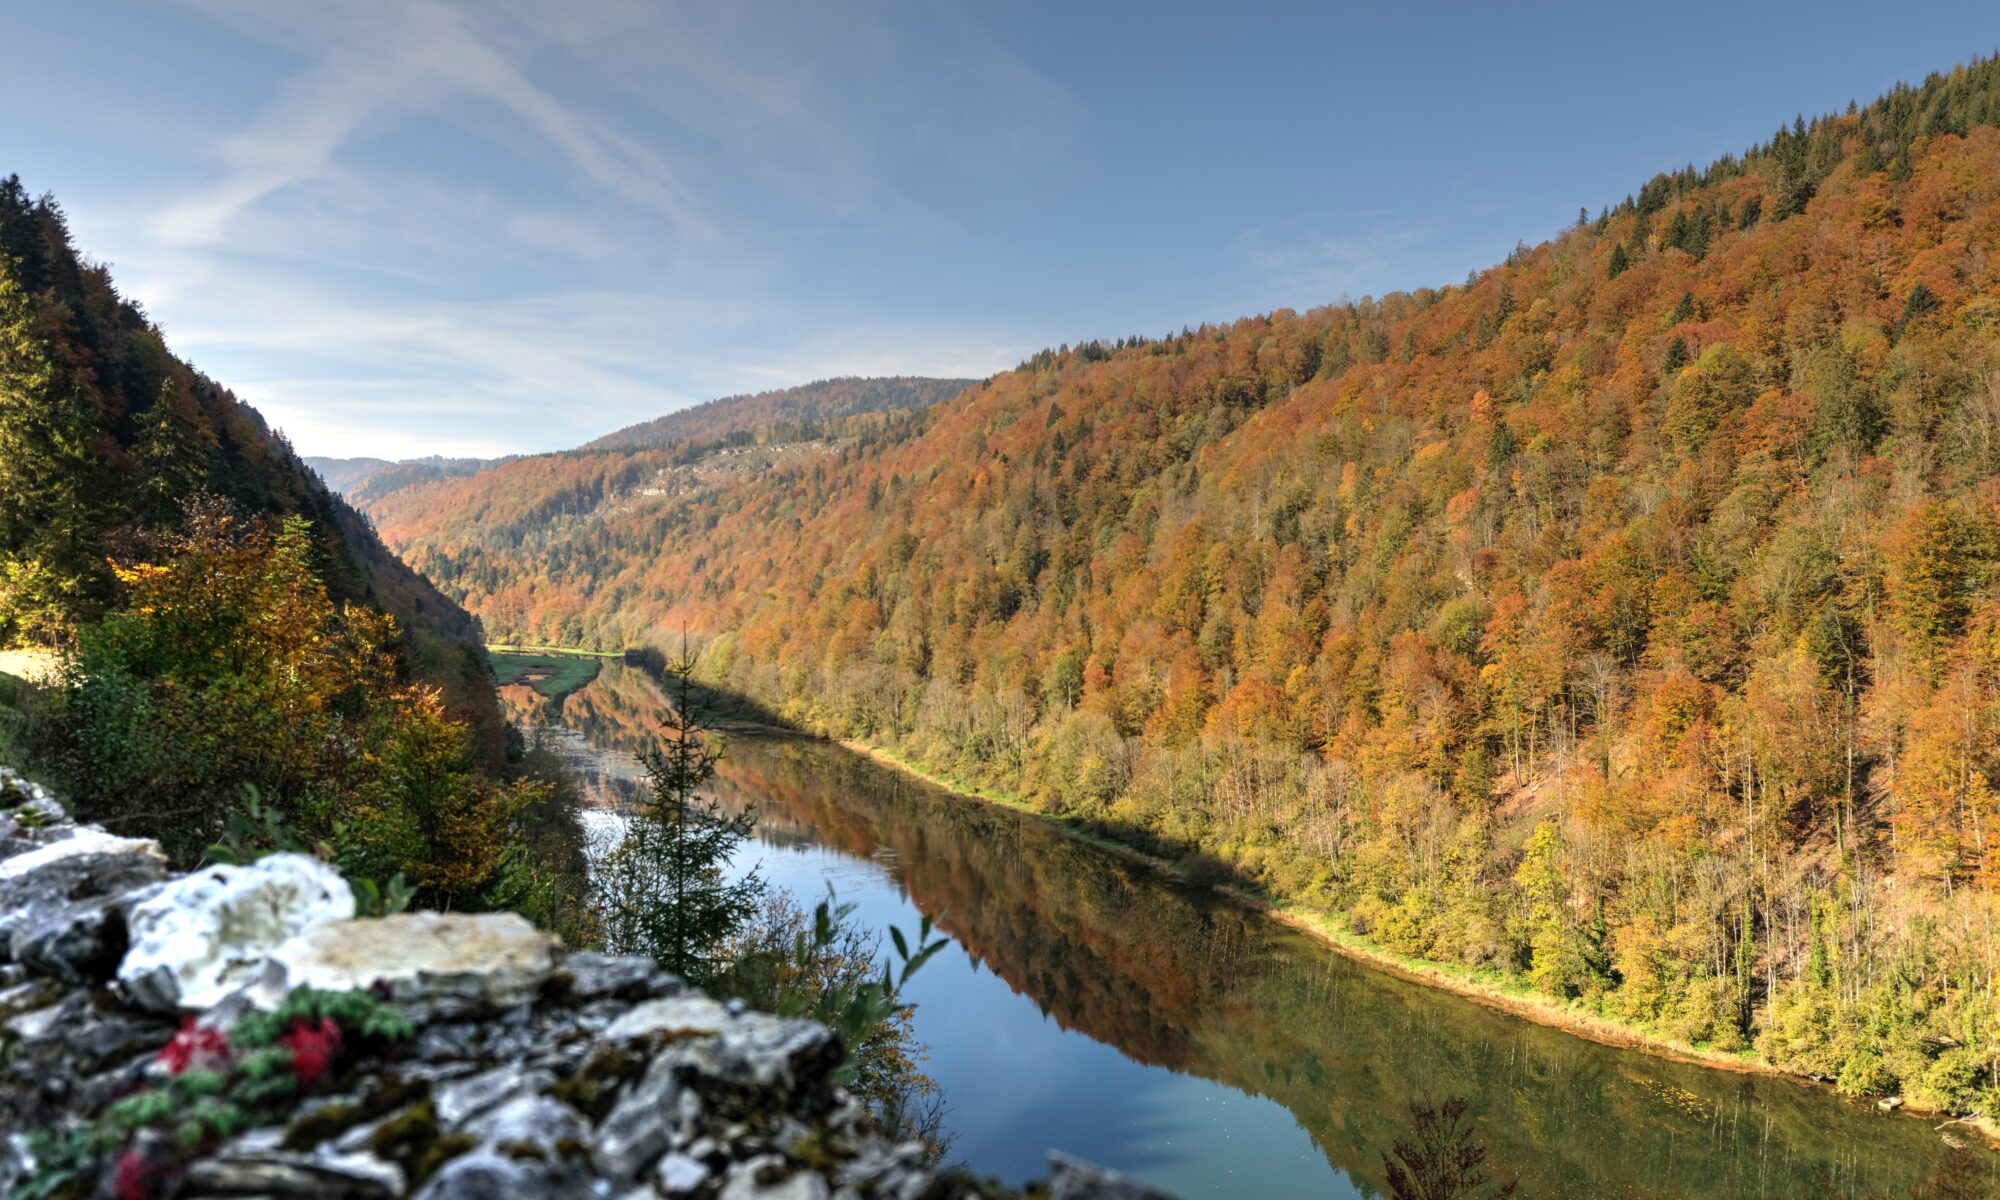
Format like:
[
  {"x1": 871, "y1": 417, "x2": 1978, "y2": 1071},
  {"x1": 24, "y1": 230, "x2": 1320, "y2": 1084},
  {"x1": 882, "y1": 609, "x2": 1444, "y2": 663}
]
[
  {"x1": 555, "y1": 729, "x2": 1343, "y2": 1196},
  {"x1": 743, "y1": 839, "x2": 1341, "y2": 1196},
  {"x1": 516, "y1": 676, "x2": 1970, "y2": 1200}
]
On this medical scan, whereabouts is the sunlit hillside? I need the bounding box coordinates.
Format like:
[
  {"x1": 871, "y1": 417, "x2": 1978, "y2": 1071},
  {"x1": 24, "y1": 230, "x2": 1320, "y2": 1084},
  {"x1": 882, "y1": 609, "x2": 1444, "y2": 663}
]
[{"x1": 372, "y1": 59, "x2": 2000, "y2": 1115}]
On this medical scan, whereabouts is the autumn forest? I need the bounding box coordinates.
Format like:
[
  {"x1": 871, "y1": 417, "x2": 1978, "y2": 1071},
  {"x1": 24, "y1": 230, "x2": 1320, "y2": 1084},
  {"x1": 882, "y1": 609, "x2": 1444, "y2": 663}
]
[{"x1": 359, "y1": 59, "x2": 2000, "y2": 1118}]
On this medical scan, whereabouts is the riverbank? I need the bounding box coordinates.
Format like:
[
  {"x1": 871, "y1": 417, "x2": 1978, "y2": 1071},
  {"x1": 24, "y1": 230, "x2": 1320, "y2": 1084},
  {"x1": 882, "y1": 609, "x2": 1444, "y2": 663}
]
[
  {"x1": 830, "y1": 734, "x2": 1992, "y2": 1144},
  {"x1": 484, "y1": 642, "x2": 622, "y2": 656}
]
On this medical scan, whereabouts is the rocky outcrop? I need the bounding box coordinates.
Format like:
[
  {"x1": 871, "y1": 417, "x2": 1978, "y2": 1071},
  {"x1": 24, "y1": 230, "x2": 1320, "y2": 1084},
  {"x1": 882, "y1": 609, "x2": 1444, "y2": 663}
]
[
  {"x1": 0, "y1": 827, "x2": 168, "y2": 983},
  {"x1": 0, "y1": 767, "x2": 1171, "y2": 1200}
]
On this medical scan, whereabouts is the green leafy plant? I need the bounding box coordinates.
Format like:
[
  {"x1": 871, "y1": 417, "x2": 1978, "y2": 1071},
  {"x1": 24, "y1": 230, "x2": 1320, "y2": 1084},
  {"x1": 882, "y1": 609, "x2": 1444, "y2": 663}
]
[
  {"x1": 16, "y1": 1126, "x2": 92, "y2": 1200},
  {"x1": 231, "y1": 986, "x2": 415, "y2": 1047},
  {"x1": 205, "y1": 789, "x2": 413, "y2": 917},
  {"x1": 776, "y1": 893, "x2": 948, "y2": 1086},
  {"x1": 19, "y1": 987, "x2": 413, "y2": 1199},
  {"x1": 201, "y1": 784, "x2": 308, "y2": 866},
  {"x1": 348, "y1": 872, "x2": 417, "y2": 918}
]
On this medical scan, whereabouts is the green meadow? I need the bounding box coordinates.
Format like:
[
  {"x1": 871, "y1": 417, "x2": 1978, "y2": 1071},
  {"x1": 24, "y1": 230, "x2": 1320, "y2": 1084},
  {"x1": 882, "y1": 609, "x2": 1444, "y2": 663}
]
[{"x1": 486, "y1": 647, "x2": 605, "y2": 702}]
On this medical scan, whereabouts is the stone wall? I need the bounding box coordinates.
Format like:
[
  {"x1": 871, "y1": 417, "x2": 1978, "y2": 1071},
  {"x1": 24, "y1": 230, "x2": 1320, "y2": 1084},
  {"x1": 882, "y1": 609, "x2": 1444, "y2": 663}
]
[{"x1": 0, "y1": 767, "x2": 1171, "y2": 1200}]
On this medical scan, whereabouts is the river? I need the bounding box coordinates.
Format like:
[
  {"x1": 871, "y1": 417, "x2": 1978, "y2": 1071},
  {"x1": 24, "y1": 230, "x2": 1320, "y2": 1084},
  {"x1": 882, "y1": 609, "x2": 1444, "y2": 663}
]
[{"x1": 502, "y1": 657, "x2": 1984, "y2": 1199}]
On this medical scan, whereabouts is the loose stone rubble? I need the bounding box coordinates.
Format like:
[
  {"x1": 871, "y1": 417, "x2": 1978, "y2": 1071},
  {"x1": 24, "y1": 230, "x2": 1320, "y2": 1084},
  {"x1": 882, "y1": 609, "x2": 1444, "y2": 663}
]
[{"x1": 0, "y1": 765, "x2": 1174, "y2": 1200}]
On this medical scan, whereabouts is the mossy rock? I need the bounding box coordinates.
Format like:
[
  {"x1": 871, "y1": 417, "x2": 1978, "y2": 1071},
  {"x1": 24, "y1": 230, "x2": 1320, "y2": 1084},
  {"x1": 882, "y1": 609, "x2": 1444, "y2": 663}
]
[
  {"x1": 367, "y1": 1097, "x2": 475, "y2": 1185},
  {"x1": 550, "y1": 1045, "x2": 646, "y2": 1121},
  {"x1": 282, "y1": 1073, "x2": 423, "y2": 1151}
]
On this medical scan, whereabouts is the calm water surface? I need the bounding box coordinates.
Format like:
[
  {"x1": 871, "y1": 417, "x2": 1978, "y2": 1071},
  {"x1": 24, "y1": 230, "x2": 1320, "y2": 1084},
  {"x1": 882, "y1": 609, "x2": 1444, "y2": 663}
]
[{"x1": 506, "y1": 660, "x2": 1983, "y2": 1199}]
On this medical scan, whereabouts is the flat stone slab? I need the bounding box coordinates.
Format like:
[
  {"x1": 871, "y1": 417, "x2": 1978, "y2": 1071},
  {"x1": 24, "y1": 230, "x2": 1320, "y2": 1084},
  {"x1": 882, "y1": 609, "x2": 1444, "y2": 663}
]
[
  {"x1": 271, "y1": 911, "x2": 560, "y2": 1014},
  {"x1": 599, "y1": 994, "x2": 732, "y2": 1044}
]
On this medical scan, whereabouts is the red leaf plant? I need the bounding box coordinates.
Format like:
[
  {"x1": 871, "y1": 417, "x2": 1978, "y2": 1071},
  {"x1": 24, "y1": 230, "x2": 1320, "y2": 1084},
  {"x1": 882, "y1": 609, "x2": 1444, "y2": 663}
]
[
  {"x1": 112, "y1": 1147, "x2": 165, "y2": 1200},
  {"x1": 154, "y1": 1019, "x2": 229, "y2": 1076},
  {"x1": 277, "y1": 1016, "x2": 343, "y2": 1086}
]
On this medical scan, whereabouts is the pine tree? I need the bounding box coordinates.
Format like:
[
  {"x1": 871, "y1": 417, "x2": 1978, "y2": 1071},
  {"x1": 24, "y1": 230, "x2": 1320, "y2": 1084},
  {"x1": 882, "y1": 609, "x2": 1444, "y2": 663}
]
[
  {"x1": 1897, "y1": 281, "x2": 1940, "y2": 336},
  {"x1": 133, "y1": 379, "x2": 215, "y2": 524},
  {"x1": 0, "y1": 266, "x2": 107, "y2": 640},
  {"x1": 1660, "y1": 336, "x2": 1689, "y2": 379},
  {"x1": 599, "y1": 638, "x2": 762, "y2": 983},
  {"x1": 1606, "y1": 244, "x2": 1630, "y2": 279}
]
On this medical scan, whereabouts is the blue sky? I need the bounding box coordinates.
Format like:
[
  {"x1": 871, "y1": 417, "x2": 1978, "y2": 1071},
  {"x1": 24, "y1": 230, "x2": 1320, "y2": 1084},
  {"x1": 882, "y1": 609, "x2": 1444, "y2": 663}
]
[{"x1": 4, "y1": 2, "x2": 1995, "y2": 458}]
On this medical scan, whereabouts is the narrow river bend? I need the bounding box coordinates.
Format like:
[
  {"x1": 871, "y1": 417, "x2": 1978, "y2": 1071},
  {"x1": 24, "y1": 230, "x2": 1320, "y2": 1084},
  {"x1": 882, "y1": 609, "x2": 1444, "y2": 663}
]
[{"x1": 504, "y1": 657, "x2": 1982, "y2": 1199}]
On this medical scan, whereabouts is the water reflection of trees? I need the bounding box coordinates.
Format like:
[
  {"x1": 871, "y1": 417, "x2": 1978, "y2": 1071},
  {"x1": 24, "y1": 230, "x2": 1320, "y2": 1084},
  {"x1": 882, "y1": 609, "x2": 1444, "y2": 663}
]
[{"x1": 533, "y1": 665, "x2": 1970, "y2": 1200}]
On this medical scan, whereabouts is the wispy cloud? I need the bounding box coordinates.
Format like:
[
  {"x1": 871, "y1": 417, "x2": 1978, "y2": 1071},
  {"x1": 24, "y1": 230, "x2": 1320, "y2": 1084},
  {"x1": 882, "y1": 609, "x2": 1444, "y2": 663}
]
[
  {"x1": 129, "y1": 262, "x2": 1017, "y2": 457},
  {"x1": 1231, "y1": 221, "x2": 1438, "y2": 305},
  {"x1": 38, "y1": 0, "x2": 1076, "y2": 457},
  {"x1": 159, "y1": 0, "x2": 707, "y2": 245}
]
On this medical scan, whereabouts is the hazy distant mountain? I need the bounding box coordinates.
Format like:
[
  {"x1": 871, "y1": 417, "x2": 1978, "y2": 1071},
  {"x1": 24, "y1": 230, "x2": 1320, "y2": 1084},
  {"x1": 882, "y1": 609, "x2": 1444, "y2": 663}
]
[
  {"x1": 307, "y1": 455, "x2": 497, "y2": 501},
  {"x1": 303, "y1": 456, "x2": 396, "y2": 495},
  {"x1": 579, "y1": 376, "x2": 975, "y2": 452}
]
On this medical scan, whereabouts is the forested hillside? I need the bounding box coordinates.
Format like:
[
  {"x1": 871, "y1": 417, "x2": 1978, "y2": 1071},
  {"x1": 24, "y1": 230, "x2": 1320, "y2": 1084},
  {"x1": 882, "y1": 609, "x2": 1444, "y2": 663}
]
[
  {"x1": 361, "y1": 385, "x2": 966, "y2": 647},
  {"x1": 378, "y1": 61, "x2": 2000, "y2": 1114},
  {"x1": 0, "y1": 179, "x2": 502, "y2": 732},
  {"x1": 580, "y1": 376, "x2": 973, "y2": 452},
  {"x1": 0, "y1": 177, "x2": 592, "y2": 932}
]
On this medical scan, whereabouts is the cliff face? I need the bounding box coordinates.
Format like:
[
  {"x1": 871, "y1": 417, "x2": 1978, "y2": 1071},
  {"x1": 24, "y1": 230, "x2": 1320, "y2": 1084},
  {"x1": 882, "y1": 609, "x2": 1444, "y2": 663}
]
[{"x1": 0, "y1": 768, "x2": 1166, "y2": 1200}]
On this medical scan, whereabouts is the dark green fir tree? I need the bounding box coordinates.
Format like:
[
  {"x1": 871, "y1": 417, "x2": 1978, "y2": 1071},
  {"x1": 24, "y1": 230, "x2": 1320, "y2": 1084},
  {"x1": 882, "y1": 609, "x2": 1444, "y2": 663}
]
[{"x1": 599, "y1": 637, "x2": 762, "y2": 984}]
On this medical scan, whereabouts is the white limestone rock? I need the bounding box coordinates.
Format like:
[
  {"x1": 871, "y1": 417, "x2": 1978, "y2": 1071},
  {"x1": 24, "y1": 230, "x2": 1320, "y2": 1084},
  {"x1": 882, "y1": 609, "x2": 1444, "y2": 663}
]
[
  {"x1": 118, "y1": 853, "x2": 355, "y2": 1012},
  {"x1": 0, "y1": 828, "x2": 160, "y2": 884},
  {"x1": 656, "y1": 1154, "x2": 710, "y2": 1196},
  {"x1": 1047, "y1": 1153, "x2": 1178, "y2": 1200},
  {"x1": 0, "y1": 829, "x2": 167, "y2": 975},
  {"x1": 720, "y1": 1158, "x2": 830, "y2": 1200},
  {"x1": 459, "y1": 1092, "x2": 587, "y2": 1149},
  {"x1": 269, "y1": 911, "x2": 560, "y2": 1016},
  {"x1": 593, "y1": 1056, "x2": 690, "y2": 1180},
  {"x1": 434, "y1": 1063, "x2": 557, "y2": 1129},
  {"x1": 598, "y1": 993, "x2": 731, "y2": 1044}
]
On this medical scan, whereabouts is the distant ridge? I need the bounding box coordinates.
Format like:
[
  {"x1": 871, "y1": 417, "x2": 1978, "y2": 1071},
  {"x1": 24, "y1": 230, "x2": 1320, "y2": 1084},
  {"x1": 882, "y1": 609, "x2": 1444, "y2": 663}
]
[
  {"x1": 303, "y1": 456, "x2": 394, "y2": 495},
  {"x1": 306, "y1": 454, "x2": 499, "y2": 502},
  {"x1": 580, "y1": 376, "x2": 975, "y2": 452}
]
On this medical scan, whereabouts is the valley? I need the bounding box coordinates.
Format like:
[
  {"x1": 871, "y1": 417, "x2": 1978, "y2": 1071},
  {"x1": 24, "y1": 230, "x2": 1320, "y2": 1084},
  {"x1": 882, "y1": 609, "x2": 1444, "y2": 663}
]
[
  {"x1": 10, "y1": 18, "x2": 2000, "y2": 1197},
  {"x1": 364, "y1": 58, "x2": 2000, "y2": 1144},
  {"x1": 504, "y1": 654, "x2": 1985, "y2": 1197}
]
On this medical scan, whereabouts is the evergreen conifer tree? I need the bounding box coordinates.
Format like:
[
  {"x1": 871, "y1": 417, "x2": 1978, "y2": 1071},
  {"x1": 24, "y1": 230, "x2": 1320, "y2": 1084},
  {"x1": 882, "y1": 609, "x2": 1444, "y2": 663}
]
[
  {"x1": 600, "y1": 638, "x2": 762, "y2": 983},
  {"x1": 0, "y1": 267, "x2": 107, "y2": 640}
]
